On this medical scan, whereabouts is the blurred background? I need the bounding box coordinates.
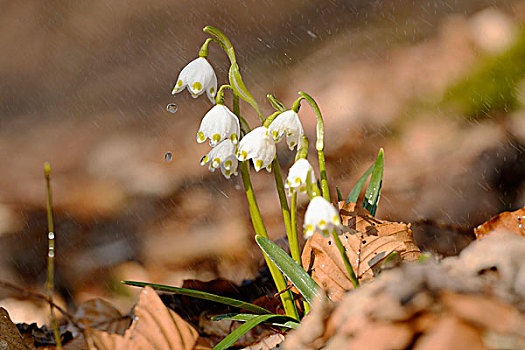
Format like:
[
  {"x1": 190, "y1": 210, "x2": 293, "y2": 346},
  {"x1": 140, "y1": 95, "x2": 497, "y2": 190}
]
[{"x1": 0, "y1": 0, "x2": 524, "y2": 324}]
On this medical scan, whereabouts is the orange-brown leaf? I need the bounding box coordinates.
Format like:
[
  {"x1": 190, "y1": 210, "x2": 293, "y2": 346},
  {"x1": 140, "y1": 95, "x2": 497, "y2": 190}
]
[
  {"x1": 75, "y1": 299, "x2": 131, "y2": 335},
  {"x1": 474, "y1": 206, "x2": 525, "y2": 238},
  {"x1": 302, "y1": 201, "x2": 421, "y2": 301},
  {"x1": 87, "y1": 287, "x2": 198, "y2": 350}
]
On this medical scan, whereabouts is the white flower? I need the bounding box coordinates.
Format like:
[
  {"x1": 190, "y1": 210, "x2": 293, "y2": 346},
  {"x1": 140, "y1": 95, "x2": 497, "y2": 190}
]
[
  {"x1": 172, "y1": 57, "x2": 217, "y2": 104},
  {"x1": 200, "y1": 139, "x2": 238, "y2": 179},
  {"x1": 285, "y1": 159, "x2": 316, "y2": 196},
  {"x1": 236, "y1": 126, "x2": 276, "y2": 172},
  {"x1": 303, "y1": 197, "x2": 342, "y2": 238},
  {"x1": 197, "y1": 105, "x2": 240, "y2": 147},
  {"x1": 267, "y1": 110, "x2": 304, "y2": 150}
]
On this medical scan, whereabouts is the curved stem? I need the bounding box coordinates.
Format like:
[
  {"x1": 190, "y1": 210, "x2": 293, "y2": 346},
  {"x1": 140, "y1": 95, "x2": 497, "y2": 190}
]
[
  {"x1": 297, "y1": 92, "x2": 330, "y2": 202},
  {"x1": 330, "y1": 229, "x2": 359, "y2": 288},
  {"x1": 272, "y1": 157, "x2": 293, "y2": 254},
  {"x1": 215, "y1": 84, "x2": 232, "y2": 105}
]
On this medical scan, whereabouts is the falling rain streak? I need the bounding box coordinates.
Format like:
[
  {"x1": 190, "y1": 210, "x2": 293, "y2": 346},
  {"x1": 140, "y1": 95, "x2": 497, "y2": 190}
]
[{"x1": 166, "y1": 103, "x2": 178, "y2": 113}]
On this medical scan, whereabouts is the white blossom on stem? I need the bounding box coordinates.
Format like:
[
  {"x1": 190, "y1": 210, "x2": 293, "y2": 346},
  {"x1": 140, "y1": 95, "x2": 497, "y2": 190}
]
[
  {"x1": 200, "y1": 139, "x2": 238, "y2": 179},
  {"x1": 172, "y1": 57, "x2": 217, "y2": 104},
  {"x1": 267, "y1": 110, "x2": 304, "y2": 150},
  {"x1": 236, "y1": 126, "x2": 276, "y2": 172},
  {"x1": 285, "y1": 158, "x2": 316, "y2": 196},
  {"x1": 304, "y1": 196, "x2": 342, "y2": 238},
  {"x1": 197, "y1": 104, "x2": 240, "y2": 147}
]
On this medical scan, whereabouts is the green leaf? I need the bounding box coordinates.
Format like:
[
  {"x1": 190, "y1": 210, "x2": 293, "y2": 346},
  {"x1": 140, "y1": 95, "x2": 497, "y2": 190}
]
[
  {"x1": 229, "y1": 63, "x2": 263, "y2": 120},
  {"x1": 212, "y1": 313, "x2": 300, "y2": 329},
  {"x1": 363, "y1": 148, "x2": 384, "y2": 217},
  {"x1": 346, "y1": 163, "x2": 373, "y2": 204},
  {"x1": 255, "y1": 236, "x2": 323, "y2": 305},
  {"x1": 213, "y1": 314, "x2": 287, "y2": 350},
  {"x1": 267, "y1": 94, "x2": 287, "y2": 112},
  {"x1": 336, "y1": 186, "x2": 343, "y2": 202},
  {"x1": 122, "y1": 281, "x2": 271, "y2": 315}
]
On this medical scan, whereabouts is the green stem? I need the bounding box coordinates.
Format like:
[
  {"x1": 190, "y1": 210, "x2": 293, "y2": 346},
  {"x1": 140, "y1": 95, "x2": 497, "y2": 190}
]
[
  {"x1": 234, "y1": 94, "x2": 299, "y2": 320},
  {"x1": 297, "y1": 92, "x2": 330, "y2": 201},
  {"x1": 330, "y1": 229, "x2": 359, "y2": 288},
  {"x1": 44, "y1": 163, "x2": 62, "y2": 348},
  {"x1": 289, "y1": 192, "x2": 301, "y2": 265},
  {"x1": 272, "y1": 158, "x2": 294, "y2": 260}
]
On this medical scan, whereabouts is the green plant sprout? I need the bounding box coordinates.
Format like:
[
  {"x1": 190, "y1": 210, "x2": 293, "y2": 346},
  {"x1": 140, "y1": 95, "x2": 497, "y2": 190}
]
[
  {"x1": 44, "y1": 162, "x2": 62, "y2": 349},
  {"x1": 124, "y1": 26, "x2": 385, "y2": 348}
]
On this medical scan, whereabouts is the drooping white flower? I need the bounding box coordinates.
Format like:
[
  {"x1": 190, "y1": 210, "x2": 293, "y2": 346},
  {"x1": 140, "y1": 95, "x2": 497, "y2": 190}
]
[
  {"x1": 236, "y1": 126, "x2": 276, "y2": 172},
  {"x1": 172, "y1": 57, "x2": 217, "y2": 104},
  {"x1": 303, "y1": 196, "x2": 342, "y2": 238},
  {"x1": 285, "y1": 158, "x2": 316, "y2": 196},
  {"x1": 200, "y1": 139, "x2": 238, "y2": 179},
  {"x1": 267, "y1": 110, "x2": 304, "y2": 150},
  {"x1": 197, "y1": 104, "x2": 240, "y2": 147}
]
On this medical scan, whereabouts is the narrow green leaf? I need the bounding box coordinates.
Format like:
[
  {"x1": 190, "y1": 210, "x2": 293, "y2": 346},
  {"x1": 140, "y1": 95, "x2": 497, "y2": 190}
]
[
  {"x1": 346, "y1": 164, "x2": 373, "y2": 204},
  {"x1": 122, "y1": 281, "x2": 271, "y2": 315},
  {"x1": 363, "y1": 148, "x2": 384, "y2": 217},
  {"x1": 212, "y1": 313, "x2": 300, "y2": 329},
  {"x1": 255, "y1": 236, "x2": 322, "y2": 305},
  {"x1": 213, "y1": 314, "x2": 286, "y2": 350},
  {"x1": 336, "y1": 186, "x2": 343, "y2": 202},
  {"x1": 229, "y1": 63, "x2": 263, "y2": 120}
]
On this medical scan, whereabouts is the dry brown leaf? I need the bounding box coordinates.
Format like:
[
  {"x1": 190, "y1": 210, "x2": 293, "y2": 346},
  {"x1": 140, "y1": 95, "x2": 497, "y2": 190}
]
[
  {"x1": 302, "y1": 201, "x2": 421, "y2": 301},
  {"x1": 0, "y1": 307, "x2": 28, "y2": 350},
  {"x1": 474, "y1": 206, "x2": 525, "y2": 238},
  {"x1": 413, "y1": 316, "x2": 488, "y2": 350},
  {"x1": 441, "y1": 292, "x2": 525, "y2": 336},
  {"x1": 87, "y1": 287, "x2": 198, "y2": 350},
  {"x1": 241, "y1": 333, "x2": 285, "y2": 350},
  {"x1": 75, "y1": 299, "x2": 131, "y2": 335}
]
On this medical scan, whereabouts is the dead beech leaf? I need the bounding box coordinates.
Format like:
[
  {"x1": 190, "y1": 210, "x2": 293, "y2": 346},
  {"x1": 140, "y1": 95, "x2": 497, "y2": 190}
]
[
  {"x1": 474, "y1": 206, "x2": 525, "y2": 238},
  {"x1": 87, "y1": 287, "x2": 198, "y2": 350},
  {"x1": 75, "y1": 299, "x2": 131, "y2": 335},
  {"x1": 0, "y1": 307, "x2": 28, "y2": 350},
  {"x1": 302, "y1": 201, "x2": 421, "y2": 301}
]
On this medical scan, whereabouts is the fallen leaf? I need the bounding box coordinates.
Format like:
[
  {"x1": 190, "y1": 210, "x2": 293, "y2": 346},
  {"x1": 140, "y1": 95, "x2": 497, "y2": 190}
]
[
  {"x1": 413, "y1": 317, "x2": 487, "y2": 350},
  {"x1": 441, "y1": 292, "x2": 525, "y2": 336},
  {"x1": 0, "y1": 307, "x2": 28, "y2": 350},
  {"x1": 74, "y1": 299, "x2": 131, "y2": 335},
  {"x1": 302, "y1": 201, "x2": 421, "y2": 300},
  {"x1": 87, "y1": 287, "x2": 198, "y2": 350},
  {"x1": 474, "y1": 206, "x2": 525, "y2": 238},
  {"x1": 241, "y1": 333, "x2": 285, "y2": 350}
]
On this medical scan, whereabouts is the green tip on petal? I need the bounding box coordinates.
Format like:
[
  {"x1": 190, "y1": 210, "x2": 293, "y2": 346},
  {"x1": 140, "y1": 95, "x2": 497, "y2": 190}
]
[
  {"x1": 255, "y1": 159, "x2": 264, "y2": 170},
  {"x1": 230, "y1": 133, "x2": 238, "y2": 143},
  {"x1": 239, "y1": 150, "x2": 247, "y2": 160},
  {"x1": 200, "y1": 155, "x2": 209, "y2": 165},
  {"x1": 192, "y1": 81, "x2": 203, "y2": 92},
  {"x1": 197, "y1": 131, "x2": 206, "y2": 142}
]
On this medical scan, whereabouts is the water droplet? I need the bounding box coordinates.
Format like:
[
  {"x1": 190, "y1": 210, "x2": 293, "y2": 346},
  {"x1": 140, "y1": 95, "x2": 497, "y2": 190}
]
[
  {"x1": 48, "y1": 251, "x2": 55, "y2": 258},
  {"x1": 164, "y1": 152, "x2": 173, "y2": 162},
  {"x1": 166, "y1": 103, "x2": 178, "y2": 113},
  {"x1": 48, "y1": 232, "x2": 54, "y2": 240}
]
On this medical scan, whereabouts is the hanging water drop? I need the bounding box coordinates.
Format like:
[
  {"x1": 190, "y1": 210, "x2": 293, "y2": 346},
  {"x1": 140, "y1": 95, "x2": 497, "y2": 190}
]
[
  {"x1": 166, "y1": 103, "x2": 178, "y2": 113},
  {"x1": 164, "y1": 152, "x2": 173, "y2": 162}
]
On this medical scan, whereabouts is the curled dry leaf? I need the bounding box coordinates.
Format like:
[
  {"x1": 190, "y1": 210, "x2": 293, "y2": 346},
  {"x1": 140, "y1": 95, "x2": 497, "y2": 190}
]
[
  {"x1": 474, "y1": 206, "x2": 525, "y2": 238},
  {"x1": 302, "y1": 201, "x2": 421, "y2": 301},
  {"x1": 0, "y1": 307, "x2": 28, "y2": 350},
  {"x1": 75, "y1": 299, "x2": 131, "y2": 335},
  {"x1": 87, "y1": 287, "x2": 198, "y2": 350}
]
